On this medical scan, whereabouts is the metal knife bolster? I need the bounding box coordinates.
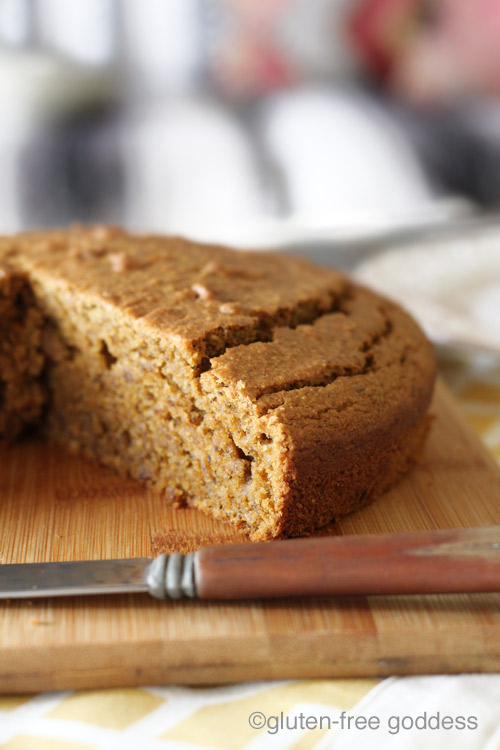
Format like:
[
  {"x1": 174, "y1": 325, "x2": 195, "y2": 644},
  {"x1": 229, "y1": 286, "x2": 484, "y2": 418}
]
[{"x1": 146, "y1": 553, "x2": 197, "y2": 600}]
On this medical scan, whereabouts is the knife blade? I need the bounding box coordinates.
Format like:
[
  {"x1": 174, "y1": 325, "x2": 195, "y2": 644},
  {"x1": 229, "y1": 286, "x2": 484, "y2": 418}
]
[
  {"x1": 0, "y1": 558, "x2": 152, "y2": 598},
  {"x1": 2, "y1": 525, "x2": 500, "y2": 602}
]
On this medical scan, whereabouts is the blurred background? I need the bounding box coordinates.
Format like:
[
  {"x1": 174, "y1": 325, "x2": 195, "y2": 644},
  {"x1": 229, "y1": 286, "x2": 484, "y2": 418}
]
[{"x1": 2, "y1": 0, "x2": 500, "y2": 250}]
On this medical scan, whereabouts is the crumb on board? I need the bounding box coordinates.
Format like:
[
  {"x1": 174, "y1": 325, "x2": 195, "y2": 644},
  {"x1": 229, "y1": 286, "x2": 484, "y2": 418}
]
[{"x1": 29, "y1": 617, "x2": 53, "y2": 626}]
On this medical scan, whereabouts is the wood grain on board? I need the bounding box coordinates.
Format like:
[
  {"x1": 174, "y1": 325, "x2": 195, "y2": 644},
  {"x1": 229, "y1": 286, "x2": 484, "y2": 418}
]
[{"x1": 1, "y1": 380, "x2": 500, "y2": 692}]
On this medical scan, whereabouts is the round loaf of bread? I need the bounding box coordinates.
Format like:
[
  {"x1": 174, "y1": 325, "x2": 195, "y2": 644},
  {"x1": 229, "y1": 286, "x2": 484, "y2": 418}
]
[{"x1": 0, "y1": 227, "x2": 436, "y2": 539}]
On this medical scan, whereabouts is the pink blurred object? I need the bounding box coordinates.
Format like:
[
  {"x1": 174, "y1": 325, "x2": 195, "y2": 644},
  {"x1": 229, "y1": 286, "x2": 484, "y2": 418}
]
[
  {"x1": 350, "y1": 0, "x2": 500, "y2": 104},
  {"x1": 206, "y1": 0, "x2": 297, "y2": 96},
  {"x1": 202, "y1": 0, "x2": 356, "y2": 97},
  {"x1": 349, "y1": 0, "x2": 421, "y2": 78}
]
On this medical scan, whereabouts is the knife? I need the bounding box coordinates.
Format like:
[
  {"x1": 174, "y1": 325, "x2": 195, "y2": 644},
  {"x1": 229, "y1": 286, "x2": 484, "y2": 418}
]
[{"x1": 2, "y1": 525, "x2": 500, "y2": 602}]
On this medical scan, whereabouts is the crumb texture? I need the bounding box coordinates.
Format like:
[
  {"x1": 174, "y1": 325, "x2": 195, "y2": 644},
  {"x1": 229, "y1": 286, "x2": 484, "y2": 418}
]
[
  {"x1": 0, "y1": 265, "x2": 45, "y2": 438},
  {"x1": 0, "y1": 227, "x2": 436, "y2": 539}
]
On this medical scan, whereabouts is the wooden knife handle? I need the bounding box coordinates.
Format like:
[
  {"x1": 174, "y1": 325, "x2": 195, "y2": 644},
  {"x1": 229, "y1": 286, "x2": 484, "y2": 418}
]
[{"x1": 194, "y1": 526, "x2": 500, "y2": 600}]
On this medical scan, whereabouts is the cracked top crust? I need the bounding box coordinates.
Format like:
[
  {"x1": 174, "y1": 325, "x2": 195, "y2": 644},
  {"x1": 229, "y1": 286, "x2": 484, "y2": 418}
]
[
  {"x1": 201, "y1": 274, "x2": 436, "y2": 450},
  {"x1": 0, "y1": 225, "x2": 436, "y2": 430},
  {"x1": 0, "y1": 226, "x2": 346, "y2": 367}
]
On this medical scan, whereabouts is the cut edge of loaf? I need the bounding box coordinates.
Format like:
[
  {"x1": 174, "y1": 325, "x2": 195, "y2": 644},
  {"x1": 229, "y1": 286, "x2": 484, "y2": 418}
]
[{"x1": 0, "y1": 265, "x2": 46, "y2": 438}]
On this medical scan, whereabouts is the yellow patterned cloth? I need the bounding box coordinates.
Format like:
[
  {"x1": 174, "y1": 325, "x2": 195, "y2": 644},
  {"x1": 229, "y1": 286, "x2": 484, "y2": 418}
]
[{"x1": 1, "y1": 354, "x2": 500, "y2": 750}]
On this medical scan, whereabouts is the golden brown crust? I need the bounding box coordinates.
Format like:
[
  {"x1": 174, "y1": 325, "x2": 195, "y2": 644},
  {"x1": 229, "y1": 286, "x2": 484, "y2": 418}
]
[
  {"x1": 0, "y1": 226, "x2": 347, "y2": 366},
  {"x1": 0, "y1": 226, "x2": 437, "y2": 539}
]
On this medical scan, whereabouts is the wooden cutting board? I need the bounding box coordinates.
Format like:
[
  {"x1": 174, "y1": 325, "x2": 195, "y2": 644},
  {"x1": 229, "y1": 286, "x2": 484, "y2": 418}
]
[{"x1": 2, "y1": 380, "x2": 500, "y2": 693}]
